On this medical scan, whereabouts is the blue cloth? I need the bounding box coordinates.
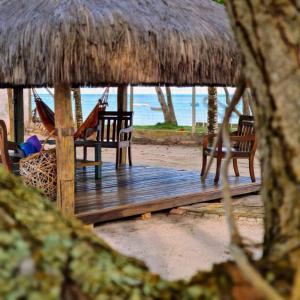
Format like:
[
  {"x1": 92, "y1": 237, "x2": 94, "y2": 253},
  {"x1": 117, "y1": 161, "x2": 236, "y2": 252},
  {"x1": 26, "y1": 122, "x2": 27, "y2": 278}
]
[
  {"x1": 19, "y1": 142, "x2": 38, "y2": 157},
  {"x1": 26, "y1": 135, "x2": 42, "y2": 152}
]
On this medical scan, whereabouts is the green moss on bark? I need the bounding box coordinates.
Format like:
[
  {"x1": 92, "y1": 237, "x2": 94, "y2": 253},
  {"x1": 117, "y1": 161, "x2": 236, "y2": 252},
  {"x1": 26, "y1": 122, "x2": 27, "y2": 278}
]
[{"x1": 0, "y1": 168, "x2": 227, "y2": 300}]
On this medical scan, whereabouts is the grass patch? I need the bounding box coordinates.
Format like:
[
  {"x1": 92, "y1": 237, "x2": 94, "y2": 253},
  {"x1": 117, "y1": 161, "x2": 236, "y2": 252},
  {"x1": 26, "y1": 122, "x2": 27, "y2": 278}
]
[
  {"x1": 133, "y1": 123, "x2": 207, "y2": 134},
  {"x1": 133, "y1": 122, "x2": 238, "y2": 134}
]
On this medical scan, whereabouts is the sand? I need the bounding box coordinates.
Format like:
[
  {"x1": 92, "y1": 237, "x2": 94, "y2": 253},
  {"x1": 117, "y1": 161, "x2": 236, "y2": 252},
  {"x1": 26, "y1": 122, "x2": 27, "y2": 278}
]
[{"x1": 92, "y1": 144, "x2": 263, "y2": 280}]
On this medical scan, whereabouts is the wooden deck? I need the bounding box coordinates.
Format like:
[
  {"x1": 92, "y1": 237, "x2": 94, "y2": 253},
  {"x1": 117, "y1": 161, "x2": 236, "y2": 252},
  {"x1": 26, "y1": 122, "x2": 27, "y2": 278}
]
[{"x1": 75, "y1": 163, "x2": 261, "y2": 224}]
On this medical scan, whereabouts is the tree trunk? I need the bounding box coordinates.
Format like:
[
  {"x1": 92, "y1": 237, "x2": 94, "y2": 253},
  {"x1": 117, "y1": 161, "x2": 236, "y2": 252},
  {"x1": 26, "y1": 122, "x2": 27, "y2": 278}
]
[
  {"x1": 7, "y1": 89, "x2": 14, "y2": 140},
  {"x1": 0, "y1": 168, "x2": 280, "y2": 299},
  {"x1": 155, "y1": 86, "x2": 172, "y2": 123},
  {"x1": 155, "y1": 86, "x2": 177, "y2": 125},
  {"x1": 207, "y1": 87, "x2": 218, "y2": 134},
  {"x1": 242, "y1": 89, "x2": 251, "y2": 116},
  {"x1": 165, "y1": 87, "x2": 177, "y2": 125},
  {"x1": 130, "y1": 85, "x2": 134, "y2": 112},
  {"x1": 226, "y1": 1, "x2": 300, "y2": 260},
  {"x1": 72, "y1": 88, "x2": 83, "y2": 130}
]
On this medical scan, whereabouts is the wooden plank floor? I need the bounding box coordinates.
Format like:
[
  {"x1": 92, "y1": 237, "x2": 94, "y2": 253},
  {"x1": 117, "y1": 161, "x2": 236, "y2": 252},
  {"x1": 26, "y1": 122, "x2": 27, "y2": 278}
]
[{"x1": 75, "y1": 163, "x2": 261, "y2": 224}]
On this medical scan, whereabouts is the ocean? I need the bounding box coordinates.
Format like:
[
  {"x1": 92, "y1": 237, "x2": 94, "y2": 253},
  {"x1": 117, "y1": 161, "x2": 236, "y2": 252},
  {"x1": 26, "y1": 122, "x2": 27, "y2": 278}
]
[{"x1": 33, "y1": 93, "x2": 242, "y2": 126}]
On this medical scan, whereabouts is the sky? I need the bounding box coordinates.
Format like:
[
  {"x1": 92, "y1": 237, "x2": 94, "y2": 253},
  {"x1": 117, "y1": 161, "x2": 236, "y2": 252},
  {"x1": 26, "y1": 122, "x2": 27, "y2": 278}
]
[{"x1": 37, "y1": 86, "x2": 235, "y2": 95}]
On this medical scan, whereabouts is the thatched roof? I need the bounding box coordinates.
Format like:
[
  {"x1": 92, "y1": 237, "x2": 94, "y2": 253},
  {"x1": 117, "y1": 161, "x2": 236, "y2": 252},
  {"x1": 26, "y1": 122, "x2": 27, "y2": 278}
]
[{"x1": 0, "y1": 0, "x2": 240, "y2": 88}]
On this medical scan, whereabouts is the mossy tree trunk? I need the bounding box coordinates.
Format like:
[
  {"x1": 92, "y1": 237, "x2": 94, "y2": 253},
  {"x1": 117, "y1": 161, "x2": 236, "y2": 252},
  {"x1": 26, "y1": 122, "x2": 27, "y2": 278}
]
[
  {"x1": 207, "y1": 87, "x2": 218, "y2": 134},
  {"x1": 226, "y1": 0, "x2": 300, "y2": 260}
]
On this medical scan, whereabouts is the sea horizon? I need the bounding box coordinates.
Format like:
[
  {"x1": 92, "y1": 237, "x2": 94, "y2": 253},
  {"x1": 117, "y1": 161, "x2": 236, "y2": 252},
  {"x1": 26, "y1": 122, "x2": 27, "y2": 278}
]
[{"x1": 34, "y1": 92, "x2": 240, "y2": 126}]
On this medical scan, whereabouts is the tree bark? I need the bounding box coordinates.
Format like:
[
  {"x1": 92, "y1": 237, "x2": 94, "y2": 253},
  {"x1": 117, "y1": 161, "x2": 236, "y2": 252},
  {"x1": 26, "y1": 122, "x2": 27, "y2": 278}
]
[
  {"x1": 226, "y1": 0, "x2": 300, "y2": 259},
  {"x1": 0, "y1": 168, "x2": 286, "y2": 299},
  {"x1": 242, "y1": 89, "x2": 251, "y2": 116},
  {"x1": 207, "y1": 87, "x2": 218, "y2": 134},
  {"x1": 155, "y1": 86, "x2": 177, "y2": 125},
  {"x1": 130, "y1": 85, "x2": 134, "y2": 112},
  {"x1": 72, "y1": 88, "x2": 83, "y2": 130},
  {"x1": 165, "y1": 87, "x2": 177, "y2": 125}
]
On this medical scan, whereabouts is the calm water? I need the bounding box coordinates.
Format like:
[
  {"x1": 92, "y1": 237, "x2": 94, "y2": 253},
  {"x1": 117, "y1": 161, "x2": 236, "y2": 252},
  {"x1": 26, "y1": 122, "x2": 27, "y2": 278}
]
[{"x1": 33, "y1": 93, "x2": 241, "y2": 126}]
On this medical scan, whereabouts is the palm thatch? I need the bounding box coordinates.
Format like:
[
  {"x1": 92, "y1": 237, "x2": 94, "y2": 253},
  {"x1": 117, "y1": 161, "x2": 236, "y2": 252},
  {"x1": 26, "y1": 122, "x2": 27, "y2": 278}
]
[{"x1": 0, "y1": 0, "x2": 240, "y2": 87}]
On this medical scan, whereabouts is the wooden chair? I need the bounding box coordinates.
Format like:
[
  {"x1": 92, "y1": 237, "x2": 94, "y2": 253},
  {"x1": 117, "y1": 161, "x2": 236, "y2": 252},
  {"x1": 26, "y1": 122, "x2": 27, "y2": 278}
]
[
  {"x1": 0, "y1": 120, "x2": 21, "y2": 172},
  {"x1": 201, "y1": 115, "x2": 257, "y2": 183},
  {"x1": 76, "y1": 111, "x2": 133, "y2": 170}
]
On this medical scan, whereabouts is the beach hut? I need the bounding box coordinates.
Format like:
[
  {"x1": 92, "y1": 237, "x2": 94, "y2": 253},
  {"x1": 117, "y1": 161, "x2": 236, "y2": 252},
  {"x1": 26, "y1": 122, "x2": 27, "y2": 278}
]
[{"x1": 0, "y1": 0, "x2": 240, "y2": 217}]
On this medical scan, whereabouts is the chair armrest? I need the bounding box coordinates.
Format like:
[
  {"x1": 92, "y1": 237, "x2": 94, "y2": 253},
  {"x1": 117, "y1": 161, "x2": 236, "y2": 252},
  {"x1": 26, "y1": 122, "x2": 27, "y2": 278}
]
[
  {"x1": 118, "y1": 126, "x2": 133, "y2": 142},
  {"x1": 119, "y1": 126, "x2": 133, "y2": 135},
  {"x1": 230, "y1": 130, "x2": 239, "y2": 136},
  {"x1": 230, "y1": 135, "x2": 256, "y2": 142}
]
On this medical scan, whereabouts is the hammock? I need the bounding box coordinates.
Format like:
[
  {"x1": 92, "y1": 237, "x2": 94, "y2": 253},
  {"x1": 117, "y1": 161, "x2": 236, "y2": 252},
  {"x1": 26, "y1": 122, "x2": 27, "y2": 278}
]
[{"x1": 32, "y1": 88, "x2": 109, "y2": 139}]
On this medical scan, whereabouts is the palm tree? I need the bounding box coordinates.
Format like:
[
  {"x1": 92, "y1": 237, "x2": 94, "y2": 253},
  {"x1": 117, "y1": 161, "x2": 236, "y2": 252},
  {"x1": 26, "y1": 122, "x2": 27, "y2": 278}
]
[
  {"x1": 207, "y1": 86, "x2": 218, "y2": 134},
  {"x1": 155, "y1": 86, "x2": 177, "y2": 125},
  {"x1": 72, "y1": 88, "x2": 83, "y2": 129}
]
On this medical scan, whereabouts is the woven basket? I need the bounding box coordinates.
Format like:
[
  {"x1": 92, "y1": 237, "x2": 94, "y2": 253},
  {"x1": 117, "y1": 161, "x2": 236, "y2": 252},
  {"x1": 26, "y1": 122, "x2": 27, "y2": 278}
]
[{"x1": 20, "y1": 133, "x2": 57, "y2": 200}]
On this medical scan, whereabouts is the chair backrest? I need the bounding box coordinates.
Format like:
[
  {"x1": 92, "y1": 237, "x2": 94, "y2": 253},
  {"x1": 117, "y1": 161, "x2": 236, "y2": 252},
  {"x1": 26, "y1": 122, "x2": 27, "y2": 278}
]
[
  {"x1": 0, "y1": 120, "x2": 12, "y2": 171},
  {"x1": 235, "y1": 115, "x2": 255, "y2": 152},
  {"x1": 97, "y1": 111, "x2": 133, "y2": 143}
]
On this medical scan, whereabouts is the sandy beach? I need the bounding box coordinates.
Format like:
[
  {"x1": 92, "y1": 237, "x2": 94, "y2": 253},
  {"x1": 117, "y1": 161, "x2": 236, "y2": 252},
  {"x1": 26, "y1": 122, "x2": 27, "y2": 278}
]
[{"x1": 91, "y1": 144, "x2": 262, "y2": 280}]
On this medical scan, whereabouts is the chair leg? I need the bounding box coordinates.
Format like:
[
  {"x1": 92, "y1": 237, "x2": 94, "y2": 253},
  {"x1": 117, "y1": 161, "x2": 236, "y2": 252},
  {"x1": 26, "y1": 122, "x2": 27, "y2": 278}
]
[
  {"x1": 119, "y1": 148, "x2": 123, "y2": 166},
  {"x1": 83, "y1": 146, "x2": 87, "y2": 161},
  {"x1": 200, "y1": 153, "x2": 207, "y2": 177},
  {"x1": 214, "y1": 157, "x2": 222, "y2": 183},
  {"x1": 94, "y1": 145, "x2": 101, "y2": 179},
  {"x1": 233, "y1": 158, "x2": 240, "y2": 177},
  {"x1": 128, "y1": 146, "x2": 132, "y2": 166},
  {"x1": 249, "y1": 155, "x2": 256, "y2": 182},
  {"x1": 116, "y1": 148, "x2": 120, "y2": 169}
]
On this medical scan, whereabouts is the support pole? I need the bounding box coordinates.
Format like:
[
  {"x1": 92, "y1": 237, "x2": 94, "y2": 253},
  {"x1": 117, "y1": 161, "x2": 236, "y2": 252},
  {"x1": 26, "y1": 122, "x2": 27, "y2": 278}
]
[
  {"x1": 27, "y1": 89, "x2": 32, "y2": 128},
  {"x1": 117, "y1": 85, "x2": 128, "y2": 165},
  {"x1": 54, "y1": 84, "x2": 75, "y2": 216},
  {"x1": 192, "y1": 86, "x2": 196, "y2": 134},
  {"x1": 117, "y1": 85, "x2": 128, "y2": 112},
  {"x1": 130, "y1": 85, "x2": 134, "y2": 112},
  {"x1": 13, "y1": 87, "x2": 24, "y2": 143},
  {"x1": 7, "y1": 89, "x2": 14, "y2": 140}
]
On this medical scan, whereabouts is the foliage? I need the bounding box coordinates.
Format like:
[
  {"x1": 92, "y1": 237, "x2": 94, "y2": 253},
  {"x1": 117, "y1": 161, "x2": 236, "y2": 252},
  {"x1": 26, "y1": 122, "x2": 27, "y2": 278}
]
[
  {"x1": 214, "y1": 0, "x2": 224, "y2": 4},
  {"x1": 0, "y1": 168, "x2": 227, "y2": 299}
]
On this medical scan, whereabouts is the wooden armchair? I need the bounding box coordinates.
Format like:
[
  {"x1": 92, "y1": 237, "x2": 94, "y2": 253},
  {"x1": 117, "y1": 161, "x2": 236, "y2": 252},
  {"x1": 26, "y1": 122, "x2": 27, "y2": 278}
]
[
  {"x1": 0, "y1": 120, "x2": 21, "y2": 172},
  {"x1": 76, "y1": 111, "x2": 133, "y2": 170},
  {"x1": 200, "y1": 115, "x2": 257, "y2": 183}
]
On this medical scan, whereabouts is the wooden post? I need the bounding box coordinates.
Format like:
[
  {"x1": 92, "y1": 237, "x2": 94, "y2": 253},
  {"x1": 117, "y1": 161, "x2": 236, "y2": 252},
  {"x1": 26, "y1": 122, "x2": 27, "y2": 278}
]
[
  {"x1": 54, "y1": 84, "x2": 75, "y2": 216},
  {"x1": 27, "y1": 89, "x2": 32, "y2": 128},
  {"x1": 117, "y1": 85, "x2": 128, "y2": 112},
  {"x1": 130, "y1": 85, "x2": 134, "y2": 112},
  {"x1": 7, "y1": 89, "x2": 14, "y2": 140},
  {"x1": 13, "y1": 87, "x2": 24, "y2": 143},
  {"x1": 192, "y1": 86, "x2": 196, "y2": 134},
  {"x1": 117, "y1": 85, "x2": 128, "y2": 165}
]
